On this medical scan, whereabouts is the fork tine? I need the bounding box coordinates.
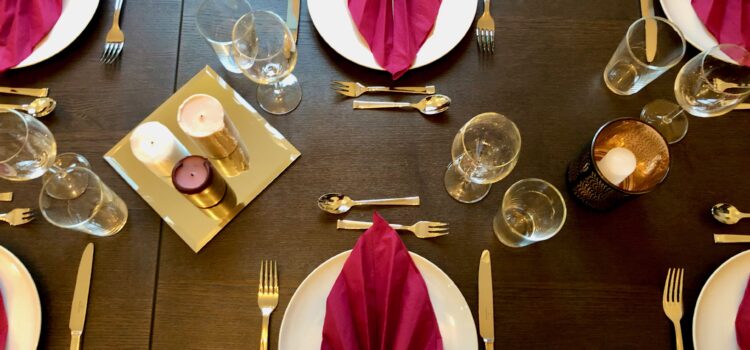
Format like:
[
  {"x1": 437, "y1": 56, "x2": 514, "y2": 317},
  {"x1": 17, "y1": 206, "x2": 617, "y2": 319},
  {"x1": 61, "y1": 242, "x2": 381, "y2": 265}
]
[
  {"x1": 265, "y1": 260, "x2": 270, "y2": 294},
  {"x1": 484, "y1": 30, "x2": 491, "y2": 52},
  {"x1": 112, "y1": 43, "x2": 123, "y2": 63},
  {"x1": 662, "y1": 268, "x2": 672, "y2": 303},
  {"x1": 258, "y1": 261, "x2": 264, "y2": 293},
  {"x1": 670, "y1": 267, "x2": 678, "y2": 302},
  {"x1": 428, "y1": 227, "x2": 449, "y2": 233},
  {"x1": 677, "y1": 268, "x2": 684, "y2": 302},
  {"x1": 273, "y1": 260, "x2": 278, "y2": 294},
  {"x1": 428, "y1": 222, "x2": 448, "y2": 227},
  {"x1": 489, "y1": 31, "x2": 495, "y2": 52},
  {"x1": 100, "y1": 43, "x2": 111, "y2": 62}
]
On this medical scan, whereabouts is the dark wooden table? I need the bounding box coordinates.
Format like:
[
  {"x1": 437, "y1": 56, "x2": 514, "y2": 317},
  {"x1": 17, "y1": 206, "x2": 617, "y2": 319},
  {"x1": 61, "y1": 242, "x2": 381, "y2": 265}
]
[{"x1": 2, "y1": 0, "x2": 749, "y2": 348}]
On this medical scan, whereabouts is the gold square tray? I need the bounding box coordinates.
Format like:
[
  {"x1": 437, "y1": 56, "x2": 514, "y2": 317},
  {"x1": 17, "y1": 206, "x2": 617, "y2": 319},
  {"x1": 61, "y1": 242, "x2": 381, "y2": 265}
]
[{"x1": 105, "y1": 66, "x2": 301, "y2": 252}]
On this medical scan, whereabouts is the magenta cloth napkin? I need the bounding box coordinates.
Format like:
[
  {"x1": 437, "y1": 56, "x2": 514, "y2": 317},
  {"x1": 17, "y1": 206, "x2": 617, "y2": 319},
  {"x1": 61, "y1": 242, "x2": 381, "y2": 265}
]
[
  {"x1": 692, "y1": 0, "x2": 750, "y2": 50},
  {"x1": 737, "y1": 276, "x2": 750, "y2": 349},
  {"x1": 0, "y1": 0, "x2": 63, "y2": 72},
  {"x1": 321, "y1": 212, "x2": 443, "y2": 350},
  {"x1": 348, "y1": 0, "x2": 441, "y2": 79},
  {"x1": 0, "y1": 292, "x2": 7, "y2": 350}
]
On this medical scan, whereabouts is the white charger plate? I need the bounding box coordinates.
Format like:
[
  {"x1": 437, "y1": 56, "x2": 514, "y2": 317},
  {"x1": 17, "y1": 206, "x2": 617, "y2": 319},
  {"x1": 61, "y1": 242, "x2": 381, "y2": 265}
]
[
  {"x1": 13, "y1": 0, "x2": 100, "y2": 69},
  {"x1": 0, "y1": 245, "x2": 42, "y2": 350},
  {"x1": 278, "y1": 250, "x2": 478, "y2": 350},
  {"x1": 660, "y1": 0, "x2": 717, "y2": 53},
  {"x1": 693, "y1": 250, "x2": 750, "y2": 350},
  {"x1": 307, "y1": 0, "x2": 477, "y2": 71}
]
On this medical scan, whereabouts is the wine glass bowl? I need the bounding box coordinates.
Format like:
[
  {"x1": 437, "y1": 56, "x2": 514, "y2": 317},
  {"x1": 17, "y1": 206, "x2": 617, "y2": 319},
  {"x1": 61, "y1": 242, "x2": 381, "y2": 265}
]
[
  {"x1": 232, "y1": 11, "x2": 302, "y2": 115},
  {"x1": 444, "y1": 112, "x2": 521, "y2": 203},
  {"x1": 0, "y1": 108, "x2": 56, "y2": 181}
]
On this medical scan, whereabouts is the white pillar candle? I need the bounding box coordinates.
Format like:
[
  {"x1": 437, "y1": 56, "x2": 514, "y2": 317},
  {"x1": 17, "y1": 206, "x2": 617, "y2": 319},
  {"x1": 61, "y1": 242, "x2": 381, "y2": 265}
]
[
  {"x1": 596, "y1": 147, "x2": 637, "y2": 186},
  {"x1": 130, "y1": 121, "x2": 189, "y2": 177},
  {"x1": 177, "y1": 94, "x2": 238, "y2": 158}
]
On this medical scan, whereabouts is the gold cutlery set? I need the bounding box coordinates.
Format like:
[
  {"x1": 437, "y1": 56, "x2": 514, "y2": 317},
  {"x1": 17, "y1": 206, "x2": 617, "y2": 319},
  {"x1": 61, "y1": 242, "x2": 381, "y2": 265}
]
[
  {"x1": 333, "y1": 81, "x2": 451, "y2": 115},
  {"x1": 0, "y1": 86, "x2": 56, "y2": 118},
  {"x1": 318, "y1": 193, "x2": 449, "y2": 239}
]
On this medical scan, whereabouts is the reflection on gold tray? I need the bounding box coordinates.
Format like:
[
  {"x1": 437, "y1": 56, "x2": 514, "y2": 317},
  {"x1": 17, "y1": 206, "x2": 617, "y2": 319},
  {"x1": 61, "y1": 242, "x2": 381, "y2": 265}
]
[{"x1": 104, "y1": 66, "x2": 301, "y2": 252}]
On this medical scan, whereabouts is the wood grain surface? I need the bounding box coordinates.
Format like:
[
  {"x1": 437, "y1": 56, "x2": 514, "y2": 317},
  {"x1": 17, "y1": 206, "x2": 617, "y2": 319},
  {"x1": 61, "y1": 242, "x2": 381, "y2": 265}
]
[{"x1": 1, "y1": 0, "x2": 748, "y2": 349}]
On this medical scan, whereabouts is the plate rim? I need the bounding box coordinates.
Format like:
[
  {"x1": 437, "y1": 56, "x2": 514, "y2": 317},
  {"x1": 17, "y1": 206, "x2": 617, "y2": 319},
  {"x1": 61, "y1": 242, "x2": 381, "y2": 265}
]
[
  {"x1": 659, "y1": 0, "x2": 716, "y2": 53},
  {"x1": 693, "y1": 249, "x2": 750, "y2": 349},
  {"x1": 13, "y1": 0, "x2": 100, "y2": 69},
  {"x1": 306, "y1": 0, "x2": 477, "y2": 71},
  {"x1": 0, "y1": 245, "x2": 42, "y2": 349},
  {"x1": 278, "y1": 249, "x2": 478, "y2": 349}
]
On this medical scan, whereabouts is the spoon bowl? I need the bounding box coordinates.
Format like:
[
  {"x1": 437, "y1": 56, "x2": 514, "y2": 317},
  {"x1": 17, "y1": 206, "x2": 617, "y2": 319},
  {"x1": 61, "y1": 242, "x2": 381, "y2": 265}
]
[
  {"x1": 27, "y1": 97, "x2": 56, "y2": 118},
  {"x1": 318, "y1": 193, "x2": 354, "y2": 214},
  {"x1": 413, "y1": 94, "x2": 451, "y2": 115},
  {"x1": 711, "y1": 203, "x2": 750, "y2": 225}
]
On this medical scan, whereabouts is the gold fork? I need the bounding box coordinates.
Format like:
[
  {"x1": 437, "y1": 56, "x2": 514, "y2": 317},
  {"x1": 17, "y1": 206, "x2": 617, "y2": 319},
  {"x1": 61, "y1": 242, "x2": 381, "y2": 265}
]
[
  {"x1": 332, "y1": 81, "x2": 436, "y2": 97},
  {"x1": 258, "y1": 260, "x2": 278, "y2": 350},
  {"x1": 101, "y1": 0, "x2": 125, "y2": 64},
  {"x1": 0, "y1": 208, "x2": 35, "y2": 226},
  {"x1": 663, "y1": 268, "x2": 684, "y2": 350},
  {"x1": 336, "y1": 219, "x2": 449, "y2": 238},
  {"x1": 475, "y1": 0, "x2": 495, "y2": 53}
]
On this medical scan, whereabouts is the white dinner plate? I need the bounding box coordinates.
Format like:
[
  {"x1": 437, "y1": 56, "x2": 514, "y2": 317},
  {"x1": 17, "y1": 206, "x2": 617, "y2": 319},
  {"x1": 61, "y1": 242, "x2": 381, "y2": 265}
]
[
  {"x1": 278, "y1": 250, "x2": 478, "y2": 350},
  {"x1": 0, "y1": 245, "x2": 42, "y2": 350},
  {"x1": 307, "y1": 0, "x2": 477, "y2": 71},
  {"x1": 13, "y1": 0, "x2": 100, "y2": 69},
  {"x1": 660, "y1": 0, "x2": 717, "y2": 53},
  {"x1": 693, "y1": 250, "x2": 750, "y2": 350}
]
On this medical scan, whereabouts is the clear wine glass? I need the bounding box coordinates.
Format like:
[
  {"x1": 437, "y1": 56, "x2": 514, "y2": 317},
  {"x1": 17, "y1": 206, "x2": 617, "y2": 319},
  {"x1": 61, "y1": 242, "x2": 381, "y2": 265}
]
[
  {"x1": 0, "y1": 109, "x2": 128, "y2": 235},
  {"x1": 0, "y1": 108, "x2": 56, "y2": 181},
  {"x1": 641, "y1": 44, "x2": 750, "y2": 144},
  {"x1": 232, "y1": 11, "x2": 302, "y2": 115},
  {"x1": 444, "y1": 112, "x2": 521, "y2": 203}
]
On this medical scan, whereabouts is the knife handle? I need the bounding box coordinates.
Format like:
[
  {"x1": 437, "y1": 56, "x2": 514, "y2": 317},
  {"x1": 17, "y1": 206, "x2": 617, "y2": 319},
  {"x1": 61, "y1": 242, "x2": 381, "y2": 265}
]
[
  {"x1": 0, "y1": 87, "x2": 48, "y2": 97},
  {"x1": 714, "y1": 234, "x2": 750, "y2": 243},
  {"x1": 70, "y1": 331, "x2": 81, "y2": 350}
]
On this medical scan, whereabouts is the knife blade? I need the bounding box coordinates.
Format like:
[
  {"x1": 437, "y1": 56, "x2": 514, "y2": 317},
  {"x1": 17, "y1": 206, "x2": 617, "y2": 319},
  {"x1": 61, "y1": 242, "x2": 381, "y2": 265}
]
[
  {"x1": 478, "y1": 250, "x2": 494, "y2": 350},
  {"x1": 286, "y1": 0, "x2": 300, "y2": 43},
  {"x1": 640, "y1": 0, "x2": 657, "y2": 62},
  {"x1": 70, "y1": 243, "x2": 94, "y2": 350}
]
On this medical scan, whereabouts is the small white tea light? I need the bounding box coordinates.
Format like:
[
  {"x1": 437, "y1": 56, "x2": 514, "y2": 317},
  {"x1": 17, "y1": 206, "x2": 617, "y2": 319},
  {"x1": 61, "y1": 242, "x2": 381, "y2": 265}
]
[
  {"x1": 130, "y1": 121, "x2": 189, "y2": 177},
  {"x1": 596, "y1": 147, "x2": 637, "y2": 186}
]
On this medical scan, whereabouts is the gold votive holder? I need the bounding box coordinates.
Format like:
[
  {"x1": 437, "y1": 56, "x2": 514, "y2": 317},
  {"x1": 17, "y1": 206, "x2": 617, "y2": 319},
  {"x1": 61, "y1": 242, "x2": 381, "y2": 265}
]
[
  {"x1": 172, "y1": 156, "x2": 227, "y2": 209},
  {"x1": 566, "y1": 118, "x2": 671, "y2": 210}
]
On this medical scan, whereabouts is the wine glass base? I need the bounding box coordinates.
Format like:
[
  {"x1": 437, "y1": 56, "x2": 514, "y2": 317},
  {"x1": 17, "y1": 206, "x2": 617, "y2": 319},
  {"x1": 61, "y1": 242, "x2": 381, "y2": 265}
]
[
  {"x1": 641, "y1": 99, "x2": 688, "y2": 144},
  {"x1": 444, "y1": 163, "x2": 491, "y2": 204},
  {"x1": 42, "y1": 153, "x2": 91, "y2": 200},
  {"x1": 258, "y1": 74, "x2": 302, "y2": 115}
]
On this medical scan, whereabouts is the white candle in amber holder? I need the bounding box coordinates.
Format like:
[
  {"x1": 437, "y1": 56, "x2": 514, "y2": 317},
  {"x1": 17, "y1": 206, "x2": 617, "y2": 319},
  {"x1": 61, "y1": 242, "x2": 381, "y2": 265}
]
[
  {"x1": 596, "y1": 147, "x2": 637, "y2": 186},
  {"x1": 130, "y1": 121, "x2": 189, "y2": 177},
  {"x1": 177, "y1": 94, "x2": 238, "y2": 158}
]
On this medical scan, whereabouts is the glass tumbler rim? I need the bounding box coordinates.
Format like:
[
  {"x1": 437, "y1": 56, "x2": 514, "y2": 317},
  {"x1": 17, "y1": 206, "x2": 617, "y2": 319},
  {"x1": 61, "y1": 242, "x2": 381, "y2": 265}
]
[
  {"x1": 39, "y1": 166, "x2": 105, "y2": 228},
  {"x1": 693, "y1": 44, "x2": 750, "y2": 99},
  {"x1": 195, "y1": 0, "x2": 253, "y2": 42},
  {"x1": 0, "y1": 108, "x2": 33, "y2": 164},
  {"x1": 503, "y1": 177, "x2": 567, "y2": 237},
  {"x1": 458, "y1": 112, "x2": 521, "y2": 169},
  {"x1": 624, "y1": 16, "x2": 686, "y2": 70}
]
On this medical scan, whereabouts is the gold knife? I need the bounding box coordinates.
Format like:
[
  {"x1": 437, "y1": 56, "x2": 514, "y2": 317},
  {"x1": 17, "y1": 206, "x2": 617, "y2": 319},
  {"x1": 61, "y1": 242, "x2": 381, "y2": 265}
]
[
  {"x1": 738, "y1": 103, "x2": 750, "y2": 110},
  {"x1": 0, "y1": 87, "x2": 48, "y2": 97},
  {"x1": 640, "y1": 0, "x2": 657, "y2": 62},
  {"x1": 70, "y1": 243, "x2": 94, "y2": 350},
  {"x1": 479, "y1": 250, "x2": 494, "y2": 350},
  {"x1": 714, "y1": 234, "x2": 750, "y2": 243}
]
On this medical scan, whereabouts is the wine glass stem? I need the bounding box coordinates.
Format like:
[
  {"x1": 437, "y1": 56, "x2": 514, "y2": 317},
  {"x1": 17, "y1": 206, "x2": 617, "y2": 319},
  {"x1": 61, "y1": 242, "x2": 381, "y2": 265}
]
[{"x1": 661, "y1": 107, "x2": 684, "y2": 124}]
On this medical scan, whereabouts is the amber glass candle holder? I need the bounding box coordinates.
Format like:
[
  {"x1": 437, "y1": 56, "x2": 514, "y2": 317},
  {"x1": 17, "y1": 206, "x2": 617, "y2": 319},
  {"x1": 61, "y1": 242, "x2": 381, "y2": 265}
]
[{"x1": 567, "y1": 118, "x2": 671, "y2": 210}]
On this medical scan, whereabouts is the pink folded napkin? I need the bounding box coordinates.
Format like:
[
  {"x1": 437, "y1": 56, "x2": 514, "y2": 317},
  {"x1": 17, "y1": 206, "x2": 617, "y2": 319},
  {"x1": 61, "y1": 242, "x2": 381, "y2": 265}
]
[
  {"x1": 0, "y1": 0, "x2": 63, "y2": 72},
  {"x1": 692, "y1": 0, "x2": 750, "y2": 50},
  {"x1": 348, "y1": 0, "x2": 441, "y2": 79},
  {"x1": 0, "y1": 292, "x2": 7, "y2": 350},
  {"x1": 321, "y1": 212, "x2": 443, "y2": 350},
  {"x1": 737, "y1": 276, "x2": 750, "y2": 349}
]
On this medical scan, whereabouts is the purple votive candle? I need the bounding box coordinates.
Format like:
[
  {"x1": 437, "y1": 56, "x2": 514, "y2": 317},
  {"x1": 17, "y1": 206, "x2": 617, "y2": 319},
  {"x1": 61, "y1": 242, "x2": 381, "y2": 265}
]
[{"x1": 171, "y1": 155, "x2": 227, "y2": 209}]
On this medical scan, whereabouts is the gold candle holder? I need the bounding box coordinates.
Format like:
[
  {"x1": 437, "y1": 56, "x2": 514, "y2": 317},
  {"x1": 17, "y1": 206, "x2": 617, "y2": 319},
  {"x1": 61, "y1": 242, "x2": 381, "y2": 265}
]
[
  {"x1": 178, "y1": 94, "x2": 241, "y2": 159},
  {"x1": 172, "y1": 156, "x2": 227, "y2": 209}
]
